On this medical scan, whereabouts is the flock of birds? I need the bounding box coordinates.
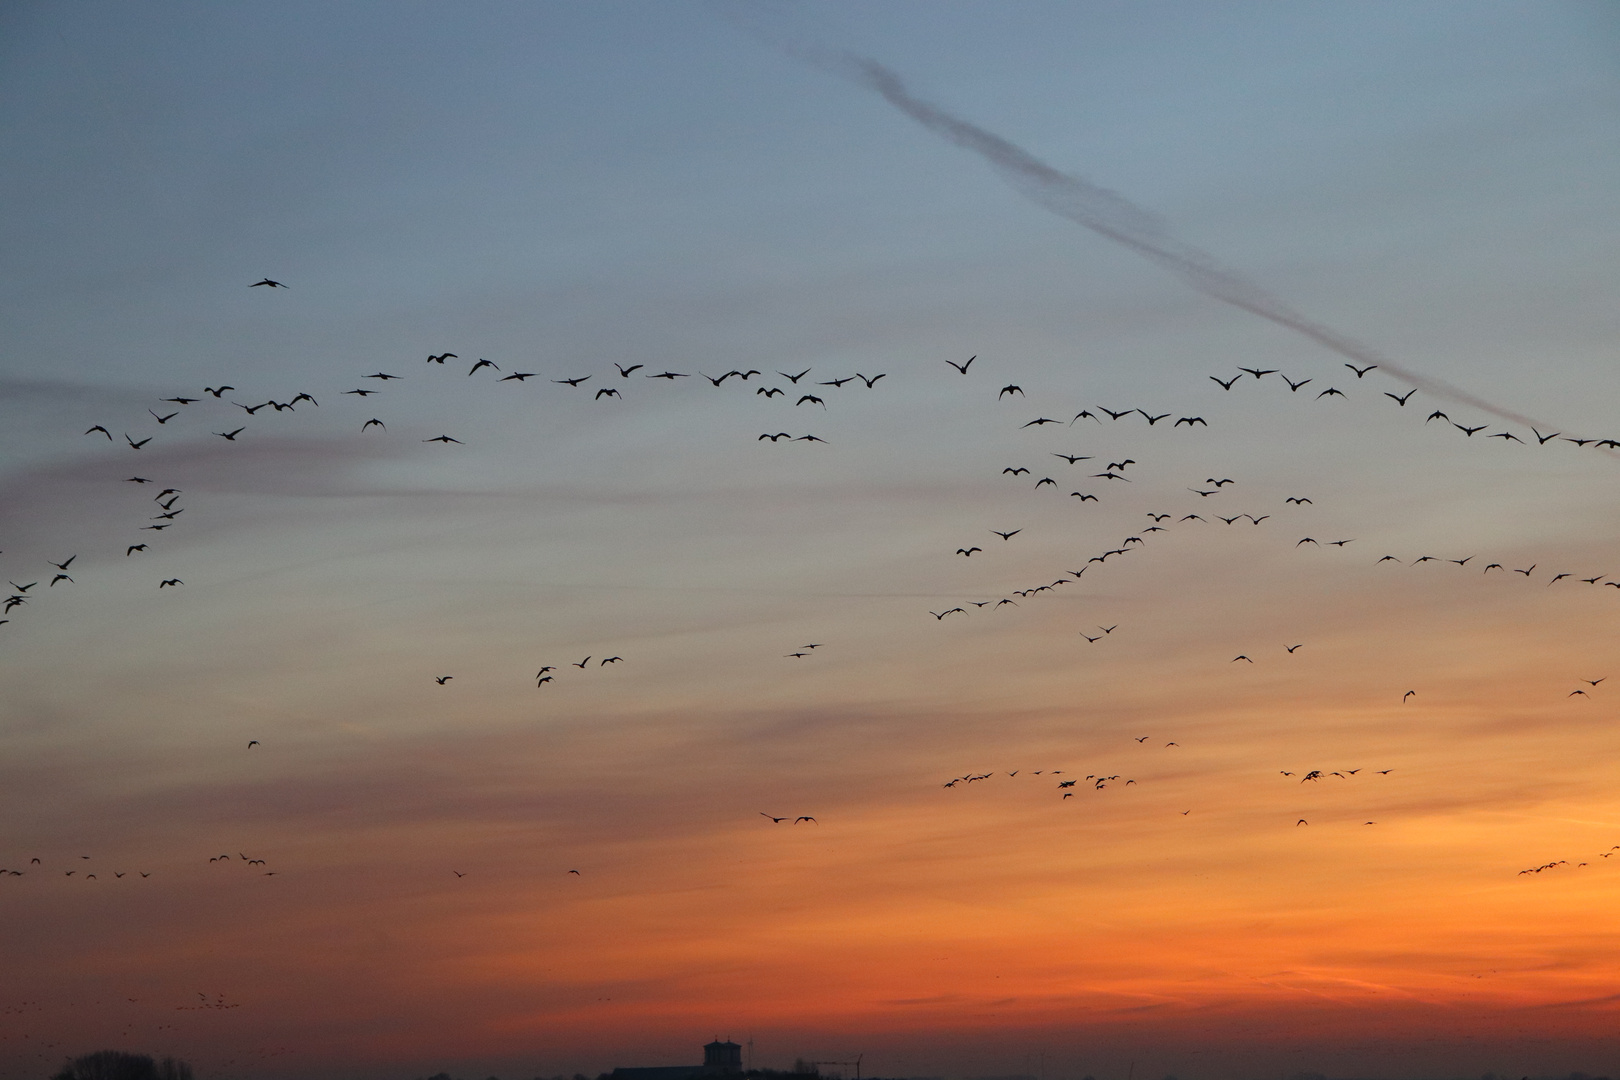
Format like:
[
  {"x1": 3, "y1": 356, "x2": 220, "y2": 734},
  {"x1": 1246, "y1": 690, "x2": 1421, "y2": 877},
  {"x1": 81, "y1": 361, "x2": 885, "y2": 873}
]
[{"x1": 3, "y1": 281, "x2": 1614, "y2": 904}]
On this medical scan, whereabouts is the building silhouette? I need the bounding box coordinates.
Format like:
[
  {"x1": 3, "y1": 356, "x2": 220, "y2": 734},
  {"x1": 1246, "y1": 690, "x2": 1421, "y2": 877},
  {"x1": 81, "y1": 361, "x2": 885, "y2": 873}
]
[{"x1": 610, "y1": 1040, "x2": 744, "y2": 1080}]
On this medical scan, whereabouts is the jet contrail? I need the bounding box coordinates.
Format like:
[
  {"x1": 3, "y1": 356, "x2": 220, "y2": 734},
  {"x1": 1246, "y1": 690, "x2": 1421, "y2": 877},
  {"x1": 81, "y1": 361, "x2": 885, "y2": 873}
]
[{"x1": 736, "y1": 17, "x2": 1554, "y2": 432}]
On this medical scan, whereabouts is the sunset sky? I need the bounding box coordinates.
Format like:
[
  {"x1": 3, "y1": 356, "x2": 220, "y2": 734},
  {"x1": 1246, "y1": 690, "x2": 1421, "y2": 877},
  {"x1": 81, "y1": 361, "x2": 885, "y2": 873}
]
[{"x1": 2, "y1": 3, "x2": 1619, "y2": 1079}]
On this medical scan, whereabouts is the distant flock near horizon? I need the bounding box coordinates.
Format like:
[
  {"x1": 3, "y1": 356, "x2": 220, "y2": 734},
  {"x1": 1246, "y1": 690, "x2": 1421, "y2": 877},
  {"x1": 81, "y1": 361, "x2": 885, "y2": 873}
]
[{"x1": 2, "y1": 278, "x2": 1613, "y2": 886}]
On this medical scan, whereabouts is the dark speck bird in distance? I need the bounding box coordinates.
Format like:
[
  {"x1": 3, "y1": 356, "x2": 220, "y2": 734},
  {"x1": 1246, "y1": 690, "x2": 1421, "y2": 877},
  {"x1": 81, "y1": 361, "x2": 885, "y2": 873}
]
[{"x1": 249, "y1": 278, "x2": 286, "y2": 288}]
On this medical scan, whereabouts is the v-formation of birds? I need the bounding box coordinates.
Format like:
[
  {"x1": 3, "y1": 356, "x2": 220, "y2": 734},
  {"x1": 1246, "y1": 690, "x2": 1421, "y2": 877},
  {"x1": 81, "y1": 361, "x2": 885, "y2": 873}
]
[{"x1": 7, "y1": 280, "x2": 1617, "y2": 879}]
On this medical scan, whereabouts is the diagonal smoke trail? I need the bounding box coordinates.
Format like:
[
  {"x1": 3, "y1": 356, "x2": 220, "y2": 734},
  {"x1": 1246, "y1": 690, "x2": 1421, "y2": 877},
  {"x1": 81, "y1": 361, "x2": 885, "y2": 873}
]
[{"x1": 753, "y1": 28, "x2": 1554, "y2": 432}]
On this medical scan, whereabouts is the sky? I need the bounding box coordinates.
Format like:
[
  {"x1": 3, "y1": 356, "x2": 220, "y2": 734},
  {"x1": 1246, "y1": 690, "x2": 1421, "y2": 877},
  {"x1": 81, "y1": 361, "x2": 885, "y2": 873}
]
[{"x1": 1, "y1": 3, "x2": 1619, "y2": 1078}]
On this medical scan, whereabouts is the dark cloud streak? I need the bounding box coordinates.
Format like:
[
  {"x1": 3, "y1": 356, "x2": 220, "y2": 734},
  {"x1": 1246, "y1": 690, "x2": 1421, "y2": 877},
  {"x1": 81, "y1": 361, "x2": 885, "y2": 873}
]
[{"x1": 728, "y1": 14, "x2": 1559, "y2": 432}]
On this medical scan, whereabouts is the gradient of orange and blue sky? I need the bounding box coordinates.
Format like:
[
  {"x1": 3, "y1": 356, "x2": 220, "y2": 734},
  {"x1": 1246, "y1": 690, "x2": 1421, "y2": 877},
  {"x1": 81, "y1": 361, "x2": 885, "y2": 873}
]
[{"x1": 2, "y1": 3, "x2": 1619, "y2": 1078}]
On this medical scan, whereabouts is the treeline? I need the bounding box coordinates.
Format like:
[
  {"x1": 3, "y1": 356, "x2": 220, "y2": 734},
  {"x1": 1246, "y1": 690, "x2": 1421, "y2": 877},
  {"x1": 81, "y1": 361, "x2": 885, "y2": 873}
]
[{"x1": 51, "y1": 1051, "x2": 192, "y2": 1080}]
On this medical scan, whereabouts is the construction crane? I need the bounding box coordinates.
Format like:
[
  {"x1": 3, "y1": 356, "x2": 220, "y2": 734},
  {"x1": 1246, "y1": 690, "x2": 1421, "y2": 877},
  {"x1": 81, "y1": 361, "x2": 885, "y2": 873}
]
[{"x1": 809, "y1": 1056, "x2": 862, "y2": 1080}]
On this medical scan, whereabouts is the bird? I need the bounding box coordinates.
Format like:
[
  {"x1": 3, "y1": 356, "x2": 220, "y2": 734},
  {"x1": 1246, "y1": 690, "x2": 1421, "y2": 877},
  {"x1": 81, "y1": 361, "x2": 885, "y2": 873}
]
[
  {"x1": 946, "y1": 356, "x2": 975, "y2": 374},
  {"x1": 956, "y1": 547, "x2": 982, "y2": 556},
  {"x1": 1455, "y1": 423, "x2": 1486, "y2": 436},
  {"x1": 572, "y1": 657, "x2": 591, "y2": 668},
  {"x1": 1316, "y1": 387, "x2": 1345, "y2": 399},
  {"x1": 85, "y1": 425, "x2": 112, "y2": 439},
  {"x1": 1209, "y1": 375, "x2": 1240, "y2": 390},
  {"x1": 1489, "y1": 431, "x2": 1523, "y2": 443},
  {"x1": 1513, "y1": 565, "x2": 1537, "y2": 576},
  {"x1": 215, "y1": 428, "x2": 244, "y2": 441},
  {"x1": 1403, "y1": 690, "x2": 1416, "y2": 701},
  {"x1": 126, "y1": 545, "x2": 146, "y2": 556},
  {"x1": 467, "y1": 359, "x2": 500, "y2": 375},
  {"x1": 1297, "y1": 819, "x2": 1308, "y2": 826},
  {"x1": 535, "y1": 676, "x2": 553, "y2": 687},
  {"x1": 1238, "y1": 367, "x2": 1276, "y2": 379},
  {"x1": 1175, "y1": 415, "x2": 1207, "y2": 426},
  {"x1": 1346, "y1": 363, "x2": 1377, "y2": 377},
  {"x1": 796, "y1": 395, "x2": 825, "y2": 408},
  {"x1": 203, "y1": 385, "x2": 234, "y2": 397},
  {"x1": 126, "y1": 476, "x2": 151, "y2": 483},
  {"x1": 614, "y1": 363, "x2": 644, "y2": 377},
  {"x1": 453, "y1": 871, "x2": 465, "y2": 878},
  {"x1": 435, "y1": 676, "x2": 452, "y2": 685},
  {"x1": 162, "y1": 396, "x2": 199, "y2": 405},
  {"x1": 793, "y1": 435, "x2": 826, "y2": 443},
  {"x1": 1297, "y1": 537, "x2": 1319, "y2": 546},
  {"x1": 595, "y1": 388, "x2": 621, "y2": 399},
  {"x1": 423, "y1": 435, "x2": 462, "y2": 444},
  {"x1": 1071, "y1": 492, "x2": 1098, "y2": 501},
  {"x1": 759, "y1": 433, "x2": 791, "y2": 441},
  {"x1": 601, "y1": 657, "x2": 622, "y2": 665},
  {"x1": 1285, "y1": 497, "x2": 1312, "y2": 505},
  {"x1": 365, "y1": 372, "x2": 402, "y2": 381},
  {"x1": 999, "y1": 385, "x2": 1024, "y2": 398},
  {"x1": 158, "y1": 579, "x2": 182, "y2": 588},
  {"x1": 856, "y1": 373, "x2": 885, "y2": 388},
  {"x1": 1283, "y1": 376, "x2": 1311, "y2": 391},
  {"x1": 125, "y1": 434, "x2": 151, "y2": 449},
  {"x1": 344, "y1": 388, "x2": 379, "y2": 397},
  {"x1": 756, "y1": 387, "x2": 784, "y2": 397},
  {"x1": 148, "y1": 409, "x2": 178, "y2": 424},
  {"x1": 568, "y1": 870, "x2": 581, "y2": 875},
  {"x1": 1071, "y1": 410, "x2": 1101, "y2": 424},
  {"x1": 500, "y1": 372, "x2": 537, "y2": 382},
  {"x1": 777, "y1": 369, "x2": 811, "y2": 383},
  {"x1": 992, "y1": 530, "x2": 1021, "y2": 540},
  {"x1": 1021, "y1": 417, "x2": 1060, "y2": 427},
  {"x1": 362, "y1": 419, "x2": 385, "y2": 431},
  {"x1": 1385, "y1": 389, "x2": 1416, "y2": 406},
  {"x1": 1285, "y1": 644, "x2": 1302, "y2": 653},
  {"x1": 816, "y1": 376, "x2": 853, "y2": 388},
  {"x1": 250, "y1": 278, "x2": 286, "y2": 288},
  {"x1": 1139, "y1": 411, "x2": 1171, "y2": 425},
  {"x1": 426, "y1": 353, "x2": 458, "y2": 364},
  {"x1": 1531, "y1": 428, "x2": 1561, "y2": 445},
  {"x1": 233, "y1": 400, "x2": 269, "y2": 414},
  {"x1": 1003, "y1": 467, "x2": 1030, "y2": 475},
  {"x1": 1232, "y1": 655, "x2": 1253, "y2": 663},
  {"x1": 795, "y1": 816, "x2": 817, "y2": 824},
  {"x1": 1584, "y1": 678, "x2": 1606, "y2": 686},
  {"x1": 247, "y1": 741, "x2": 259, "y2": 748},
  {"x1": 553, "y1": 376, "x2": 590, "y2": 387},
  {"x1": 1098, "y1": 625, "x2": 1118, "y2": 634},
  {"x1": 1053, "y1": 454, "x2": 1091, "y2": 464}
]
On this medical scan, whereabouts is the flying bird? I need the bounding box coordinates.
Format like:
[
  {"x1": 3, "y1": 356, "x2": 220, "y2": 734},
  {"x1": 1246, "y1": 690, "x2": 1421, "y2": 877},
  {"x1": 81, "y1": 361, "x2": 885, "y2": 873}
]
[
  {"x1": 467, "y1": 359, "x2": 499, "y2": 375},
  {"x1": 85, "y1": 425, "x2": 112, "y2": 439},
  {"x1": 1346, "y1": 363, "x2": 1377, "y2": 377},
  {"x1": 158, "y1": 579, "x2": 182, "y2": 588},
  {"x1": 999, "y1": 384, "x2": 1024, "y2": 398},
  {"x1": 361, "y1": 419, "x2": 385, "y2": 431},
  {"x1": 435, "y1": 676, "x2": 452, "y2": 685},
  {"x1": 992, "y1": 530, "x2": 1021, "y2": 540},
  {"x1": 423, "y1": 435, "x2": 462, "y2": 444},
  {"x1": 946, "y1": 356, "x2": 975, "y2": 374},
  {"x1": 250, "y1": 278, "x2": 286, "y2": 288},
  {"x1": 615, "y1": 363, "x2": 644, "y2": 377}
]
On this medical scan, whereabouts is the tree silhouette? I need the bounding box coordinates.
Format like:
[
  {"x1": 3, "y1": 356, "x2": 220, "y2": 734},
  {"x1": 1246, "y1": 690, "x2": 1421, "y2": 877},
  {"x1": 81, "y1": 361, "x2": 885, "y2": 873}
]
[{"x1": 52, "y1": 1050, "x2": 193, "y2": 1080}]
